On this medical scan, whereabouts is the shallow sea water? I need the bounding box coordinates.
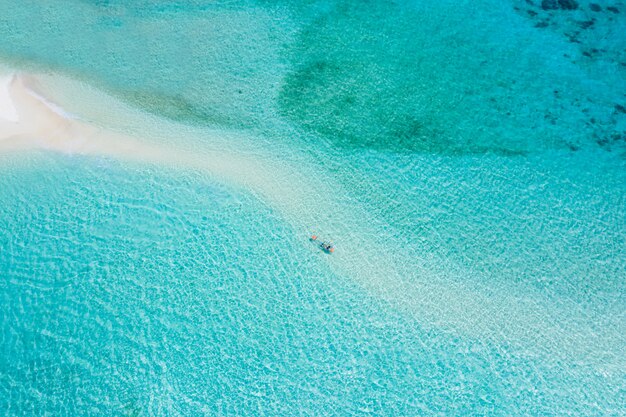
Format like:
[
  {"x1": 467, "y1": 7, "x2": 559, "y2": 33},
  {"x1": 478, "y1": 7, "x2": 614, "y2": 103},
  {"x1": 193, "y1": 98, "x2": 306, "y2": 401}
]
[
  {"x1": 0, "y1": 0, "x2": 625, "y2": 415},
  {"x1": 0, "y1": 154, "x2": 622, "y2": 416}
]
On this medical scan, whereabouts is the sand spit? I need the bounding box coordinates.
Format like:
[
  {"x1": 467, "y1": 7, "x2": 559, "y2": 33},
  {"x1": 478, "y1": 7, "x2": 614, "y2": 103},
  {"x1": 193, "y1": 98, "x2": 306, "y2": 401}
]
[
  {"x1": 0, "y1": 72, "x2": 622, "y2": 374},
  {"x1": 0, "y1": 74, "x2": 19, "y2": 123},
  {"x1": 0, "y1": 74, "x2": 309, "y2": 202}
]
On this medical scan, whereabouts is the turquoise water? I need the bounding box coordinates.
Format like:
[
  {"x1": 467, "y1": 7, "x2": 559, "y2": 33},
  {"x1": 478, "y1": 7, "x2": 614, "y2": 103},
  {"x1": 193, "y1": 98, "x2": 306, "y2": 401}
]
[
  {"x1": 1, "y1": 0, "x2": 625, "y2": 415},
  {"x1": 0, "y1": 153, "x2": 622, "y2": 415}
]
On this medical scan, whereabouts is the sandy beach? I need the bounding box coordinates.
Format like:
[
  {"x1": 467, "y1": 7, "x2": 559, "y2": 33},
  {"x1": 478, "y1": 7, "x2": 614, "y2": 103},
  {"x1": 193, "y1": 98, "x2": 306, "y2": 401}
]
[{"x1": 0, "y1": 73, "x2": 131, "y2": 155}]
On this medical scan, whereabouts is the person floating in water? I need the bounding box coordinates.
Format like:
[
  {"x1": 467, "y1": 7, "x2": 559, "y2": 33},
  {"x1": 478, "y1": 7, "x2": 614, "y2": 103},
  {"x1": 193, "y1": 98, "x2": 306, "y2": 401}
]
[{"x1": 311, "y1": 235, "x2": 335, "y2": 253}]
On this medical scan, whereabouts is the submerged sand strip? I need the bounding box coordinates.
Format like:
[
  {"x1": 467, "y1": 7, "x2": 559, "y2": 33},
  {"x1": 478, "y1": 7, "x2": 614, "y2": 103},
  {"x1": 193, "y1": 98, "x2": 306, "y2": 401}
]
[{"x1": 0, "y1": 72, "x2": 622, "y2": 373}]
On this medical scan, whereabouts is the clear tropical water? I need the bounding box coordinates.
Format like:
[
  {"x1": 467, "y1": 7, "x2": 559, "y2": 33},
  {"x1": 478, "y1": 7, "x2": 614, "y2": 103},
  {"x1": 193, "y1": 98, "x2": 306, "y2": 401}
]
[{"x1": 1, "y1": 0, "x2": 625, "y2": 415}]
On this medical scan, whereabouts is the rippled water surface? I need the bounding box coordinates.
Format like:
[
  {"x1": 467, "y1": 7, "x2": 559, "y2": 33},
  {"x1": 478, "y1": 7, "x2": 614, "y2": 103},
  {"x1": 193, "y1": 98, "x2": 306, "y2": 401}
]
[{"x1": 0, "y1": 0, "x2": 625, "y2": 415}]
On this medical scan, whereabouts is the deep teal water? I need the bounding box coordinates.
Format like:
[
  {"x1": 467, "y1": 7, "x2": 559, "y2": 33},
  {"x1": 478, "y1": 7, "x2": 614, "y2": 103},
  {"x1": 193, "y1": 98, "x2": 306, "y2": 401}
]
[{"x1": 1, "y1": 0, "x2": 625, "y2": 415}]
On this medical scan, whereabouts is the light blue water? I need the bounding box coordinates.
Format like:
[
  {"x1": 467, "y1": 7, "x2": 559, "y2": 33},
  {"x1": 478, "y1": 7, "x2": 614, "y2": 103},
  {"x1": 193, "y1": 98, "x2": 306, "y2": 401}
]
[
  {"x1": 1, "y1": 0, "x2": 625, "y2": 415},
  {"x1": 0, "y1": 153, "x2": 622, "y2": 415}
]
